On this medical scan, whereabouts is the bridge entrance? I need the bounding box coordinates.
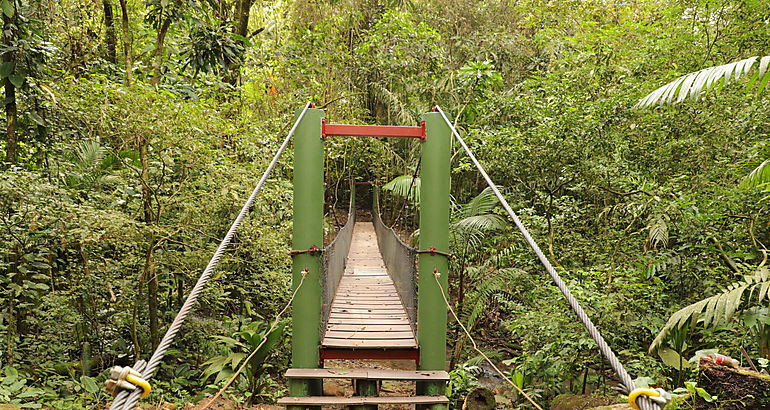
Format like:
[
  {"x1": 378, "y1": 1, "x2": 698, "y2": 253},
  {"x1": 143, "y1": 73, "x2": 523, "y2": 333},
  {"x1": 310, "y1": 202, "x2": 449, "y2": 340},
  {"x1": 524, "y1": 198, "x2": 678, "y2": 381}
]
[{"x1": 281, "y1": 108, "x2": 451, "y2": 409}]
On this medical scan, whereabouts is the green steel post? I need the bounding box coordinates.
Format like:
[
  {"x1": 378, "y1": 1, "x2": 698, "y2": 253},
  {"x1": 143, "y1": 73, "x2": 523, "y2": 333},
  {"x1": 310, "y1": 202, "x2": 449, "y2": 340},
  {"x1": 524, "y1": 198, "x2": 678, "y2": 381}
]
[
  {"x1": 416, "y1": 112, "x2": 450, "y2": 408},
  {"x1": 289, "y1": 107, "x2": 324, "y2": 407},
  {"x1": 351, "y1": 379, "x2": 379, "y2": 410}
]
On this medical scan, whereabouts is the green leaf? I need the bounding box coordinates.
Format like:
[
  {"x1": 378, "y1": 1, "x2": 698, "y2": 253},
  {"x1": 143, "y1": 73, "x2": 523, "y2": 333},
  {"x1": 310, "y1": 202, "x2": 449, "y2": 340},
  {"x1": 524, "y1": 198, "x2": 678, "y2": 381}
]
[
  {"x1": 658, "y1": 348, "x2": 689, "y2": 370},
  {"x1": 0, "y1": 61, "x2": 14, "y2": 78},
  {"x1": 511, "y1": 371, "x2": 524, "y2": 389},
  {"x1": 3, "y1": 367, "x2": 18, "y2": 384},
  {"x1": 1, "y1": 0, "x2": 13, "y2": 18},
  {"x1": 28, "y1": 111, "x2": 44, "y2": 126},
  {"x1": 9, "y1": 74, "x2": 24, "y2": 88},
  {"x1": 80, "y1": 376, "x2": 99, "y2": 394},
  {"x1": 695, "y1": 387, "x2": 715, "y2": 402}
]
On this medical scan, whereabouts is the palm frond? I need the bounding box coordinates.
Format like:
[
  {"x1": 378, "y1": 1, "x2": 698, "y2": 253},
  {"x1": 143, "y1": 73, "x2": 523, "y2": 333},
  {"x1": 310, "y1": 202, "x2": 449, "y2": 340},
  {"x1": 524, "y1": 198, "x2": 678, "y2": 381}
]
[
  {"x1": 453, "y1": 214, "x2": 507, "y2": 235},
  {"x1": 369, "y1": 82, "x2": 417, "y2": 125},
  {"x1": 647, "y1": 217, "x2": 669, "y2": 250},
  {"x1": 741, "y1": 159, "x2": 770, "y2": 189},
  {"x1": 637, "y1": 56, "x2": 770, "y2": 108},
  {"x1": 650, "y1": 268, "x2": 770, "y2": 353},
  {"x1": 382, "y1": 175, "x2": 420, "y2": 203},
  {"x1": 462, "y1": 187, "x2": 501, "y2": 218},
  {"x1": 75, "y1": 140, "x2": 107, "y2": 172},
  {"x1": 645, "y1": 251, "x2": 681, "y2": 279}
]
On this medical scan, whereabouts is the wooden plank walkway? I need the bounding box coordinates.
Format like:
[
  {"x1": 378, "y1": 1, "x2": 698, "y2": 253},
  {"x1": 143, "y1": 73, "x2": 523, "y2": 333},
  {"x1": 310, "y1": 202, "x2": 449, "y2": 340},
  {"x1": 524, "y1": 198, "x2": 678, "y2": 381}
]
[{"x1": 322, "y1": 222, "x2": 417, "y2": 349}]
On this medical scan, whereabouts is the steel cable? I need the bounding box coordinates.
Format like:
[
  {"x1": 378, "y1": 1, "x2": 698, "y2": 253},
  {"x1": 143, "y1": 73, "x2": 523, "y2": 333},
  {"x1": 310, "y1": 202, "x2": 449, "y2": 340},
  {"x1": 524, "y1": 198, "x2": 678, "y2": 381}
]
[
  {"x1": 434, "y1": 106, "x2": 660, "y2": 410},
  {"x1": 110, "y1": 102, "x2": 313, "y2": 410}
]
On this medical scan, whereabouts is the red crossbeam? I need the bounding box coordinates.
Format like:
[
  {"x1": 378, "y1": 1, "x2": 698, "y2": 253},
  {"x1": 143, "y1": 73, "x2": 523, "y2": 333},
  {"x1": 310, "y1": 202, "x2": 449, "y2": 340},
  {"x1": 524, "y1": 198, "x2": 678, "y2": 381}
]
[
  {"x1": 322, "y1": 120, "x2": 426, "y2": 141},
  {"x1": 349, "y1": 181, "x2": 383, "y2": 185}
]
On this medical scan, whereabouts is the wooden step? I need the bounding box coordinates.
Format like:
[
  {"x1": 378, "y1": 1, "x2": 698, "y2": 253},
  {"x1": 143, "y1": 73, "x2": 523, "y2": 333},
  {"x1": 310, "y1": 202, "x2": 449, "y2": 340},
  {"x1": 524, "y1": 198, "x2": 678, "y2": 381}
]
[
  {"x1": 321, "y1": 337, "x2": 417, "y2": 348},
  {"x1": 285, "y1": 368, "x2": 449, "y2": 381},
  {"x1": 277, "y1": 395, "x2": 449, "y2": 406}
]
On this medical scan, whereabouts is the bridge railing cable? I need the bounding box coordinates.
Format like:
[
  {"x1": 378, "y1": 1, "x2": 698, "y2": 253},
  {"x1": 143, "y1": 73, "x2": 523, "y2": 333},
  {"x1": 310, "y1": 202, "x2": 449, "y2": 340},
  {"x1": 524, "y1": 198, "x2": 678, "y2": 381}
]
[
  {"x1": 434, "y1": 106, "x2": 660, "y2": 410},
  {"x1": 322, "y1": 192, "x2": 356, "y2": 325},
  {"x1": 109, "y1": 102, "x2": 313, "y2": 410},
  {"x1": 372, "y1": 188, "x2": 418, "y2": 326}
]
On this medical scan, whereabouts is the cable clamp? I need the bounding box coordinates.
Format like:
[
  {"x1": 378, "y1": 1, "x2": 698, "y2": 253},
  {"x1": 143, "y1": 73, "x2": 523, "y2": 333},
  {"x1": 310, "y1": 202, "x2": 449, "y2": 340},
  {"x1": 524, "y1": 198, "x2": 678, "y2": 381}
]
[
  {"x1": 416, "y1": 247, "x2": 454, "y2": 259},
  {"x1": 105, "y1": 366, "x2": 151, "y2": 398},
  {"x1": 628, "y1": 387, "x2": 670, "y2": 409},
  {"x1": 290, "y1": 245, "x2": 324, "y2": 256}
]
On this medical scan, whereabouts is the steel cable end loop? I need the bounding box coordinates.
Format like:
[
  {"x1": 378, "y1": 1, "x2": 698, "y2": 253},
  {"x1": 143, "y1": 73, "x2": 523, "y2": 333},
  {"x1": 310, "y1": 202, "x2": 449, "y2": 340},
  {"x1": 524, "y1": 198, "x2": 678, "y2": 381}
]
[
  {"x1": 106, "y1": 366, "x2": 151, "y2": 398},
  {"x1": 628, "y1": 388, "x2": 666, "y2": 410}
]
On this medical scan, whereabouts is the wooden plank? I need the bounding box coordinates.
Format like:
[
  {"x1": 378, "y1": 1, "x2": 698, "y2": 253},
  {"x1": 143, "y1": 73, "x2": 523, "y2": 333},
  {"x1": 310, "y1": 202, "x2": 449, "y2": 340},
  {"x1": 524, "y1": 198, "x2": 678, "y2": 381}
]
[
  {"x1": 328, "y1": 314, "x2": 408, "y2": 320},
  {"x1": 332, "y1": 301, "x2": 403, "y2": 306},
  {"x1": 336, "y1": 290, "x2": 395, "y2": 293},
  {"x1": 284, "y1": 368, "x2": 449, "y2": 381},
  {"x1": 332, "y1": 301, "x2": 403, "y2": 305},
  {"x1": 367, "y1": 369, "x2": 448, "y2": 381},
  {"x1": 326, "y1": 318, "x2": 411, "y2": 325},
  {"x1": 322, "y1": 338, "x2": 417, "y2": 348},
  {"x1": 334, "y1": 297, "x2": 402, "y2": 302},
  {"x1": 334, "y1": 296, "x2": 402, "y2": 300},
  {"x1": 323, "y1": 330, "x2": 414, "y2": 339},
  {"x1": 331, "y1": 306, "x2": 405, "y2": 312},
  {"x1": 328, "y1": 311, "x2": 407, "y2": 316},
  {"x1": 277, "y1": 395, "x2": 448, "y2": 405},
  {"x1": 326, "y1": 324, "x2": 413, "y2": 332},
  {"x1": 340, "y1": 279, "x2": 391, "y2": 283}
]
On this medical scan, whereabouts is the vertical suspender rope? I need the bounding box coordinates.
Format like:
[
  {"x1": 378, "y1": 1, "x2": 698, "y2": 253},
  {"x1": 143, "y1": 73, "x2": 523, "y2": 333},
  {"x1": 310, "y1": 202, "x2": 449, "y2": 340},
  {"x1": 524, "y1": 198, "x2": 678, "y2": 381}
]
[
  {"x1": 110, "y1": 102, "x2": 313, "y2": 410},
  {"x1": 434, "y1": 106, "x2": 660, "y2": 410}
]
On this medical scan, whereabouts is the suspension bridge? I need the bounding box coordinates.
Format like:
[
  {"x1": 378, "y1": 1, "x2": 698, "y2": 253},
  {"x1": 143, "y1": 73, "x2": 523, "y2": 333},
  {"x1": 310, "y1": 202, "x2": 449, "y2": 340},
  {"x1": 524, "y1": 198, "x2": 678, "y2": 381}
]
[{"x1": 105, "y1": 104, "x2": 667, "y2": 410}]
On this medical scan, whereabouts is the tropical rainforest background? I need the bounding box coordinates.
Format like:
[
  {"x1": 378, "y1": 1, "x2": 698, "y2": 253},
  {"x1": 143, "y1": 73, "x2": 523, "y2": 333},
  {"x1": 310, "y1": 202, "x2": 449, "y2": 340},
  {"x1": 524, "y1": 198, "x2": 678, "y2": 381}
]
[{"x1": 2, "y1": 0, "x2": 770, "y2": 408}]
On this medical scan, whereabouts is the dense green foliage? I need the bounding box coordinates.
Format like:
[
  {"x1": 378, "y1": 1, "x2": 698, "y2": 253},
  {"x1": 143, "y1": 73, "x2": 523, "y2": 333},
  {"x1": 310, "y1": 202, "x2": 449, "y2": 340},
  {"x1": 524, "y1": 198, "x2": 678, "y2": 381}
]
[{"x1": 2, "y1": 0, "x2": 770, "y2": 408}]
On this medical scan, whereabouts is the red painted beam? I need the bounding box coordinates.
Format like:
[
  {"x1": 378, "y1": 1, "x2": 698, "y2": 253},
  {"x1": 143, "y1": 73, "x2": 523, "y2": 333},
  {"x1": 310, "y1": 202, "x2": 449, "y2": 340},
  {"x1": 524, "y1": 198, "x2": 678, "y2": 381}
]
[
  {"x1": 322, "y1": 120, "x2": 426, "y2": 141},
  {"x1": 349, "y1": 181, "x2": 383, "y2": 185}
]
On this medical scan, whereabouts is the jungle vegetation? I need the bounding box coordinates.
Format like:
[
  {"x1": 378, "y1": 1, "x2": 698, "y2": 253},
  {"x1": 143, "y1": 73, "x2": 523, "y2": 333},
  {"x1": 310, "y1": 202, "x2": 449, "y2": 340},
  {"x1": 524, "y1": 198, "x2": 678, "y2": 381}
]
[{"x1": 2, "y1": 0, "x2": 770, "y2": 408}]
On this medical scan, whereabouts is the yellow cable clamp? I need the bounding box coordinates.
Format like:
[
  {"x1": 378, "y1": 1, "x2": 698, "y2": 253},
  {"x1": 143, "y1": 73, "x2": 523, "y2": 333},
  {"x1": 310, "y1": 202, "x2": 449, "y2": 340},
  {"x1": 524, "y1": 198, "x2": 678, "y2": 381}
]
[
  {"x1": 628, "y1": 387, "x2": 668, "y2": 410},
  {"x1": 106, "y1": 366, "x2": 151, "y2": 398}
]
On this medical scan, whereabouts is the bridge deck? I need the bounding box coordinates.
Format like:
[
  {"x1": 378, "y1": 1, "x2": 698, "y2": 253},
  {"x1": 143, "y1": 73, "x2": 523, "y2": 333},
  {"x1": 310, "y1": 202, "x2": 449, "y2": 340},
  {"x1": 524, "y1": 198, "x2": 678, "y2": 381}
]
[{"x1": 322, "y1": 222, "x2": 417, "y2": 349}]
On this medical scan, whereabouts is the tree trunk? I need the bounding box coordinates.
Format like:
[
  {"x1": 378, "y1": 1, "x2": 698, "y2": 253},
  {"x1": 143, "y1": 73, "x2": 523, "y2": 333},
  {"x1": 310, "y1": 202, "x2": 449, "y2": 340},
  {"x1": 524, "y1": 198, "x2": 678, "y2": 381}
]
[
  {"x1": 144, "y1": 237, "x2": 159, "y2": 348},
  {"x1": 150, "y1": 18, "x2": 173, "y2": 86},
  {"x1": 235, "y1": 0, "x2": 251, "y2": 38},
  {"x1": 222, "y1": 0, "x2": 252, "y2": 86},
  {"x1": 138, "y1": 135, "x2": 159, "y2": 348},
  {"x1": 103, "y1": 0, "x2": 117, "y2": 63},
  {"x1": 5, "y1": 246, "x2": 20, "y2": 365},
  {"x1": 3, "y1": 4, "x2": 18, "y2": 165},
  {"x1": 697, "y1": 356, "x2": 770, "y2": 409},
  {"x1": 118, "y1": 0, "x2": 133, "y2": 85}
]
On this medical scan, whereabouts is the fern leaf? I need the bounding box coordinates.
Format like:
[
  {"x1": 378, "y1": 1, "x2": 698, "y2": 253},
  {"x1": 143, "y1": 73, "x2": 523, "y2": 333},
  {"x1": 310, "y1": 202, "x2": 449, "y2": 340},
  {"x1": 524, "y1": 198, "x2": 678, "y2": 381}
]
[{"x1": 650, "y1": 268, "x2": 770, "y2": 353}]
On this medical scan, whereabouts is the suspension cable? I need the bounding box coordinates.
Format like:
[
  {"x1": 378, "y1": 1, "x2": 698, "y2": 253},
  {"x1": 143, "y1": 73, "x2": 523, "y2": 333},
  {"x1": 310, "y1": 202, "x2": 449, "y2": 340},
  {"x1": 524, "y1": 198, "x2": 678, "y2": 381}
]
[
  {"x1": 434, "y1": 106, "x2": 660, "y2": 410},
  {"x1": 432, "y1": 271, "x2": 543, "y2": 410},
  {"x1": 110, "y1": 102, "x2": 314, "y2": 410},
  {"x1": 198, "y1": 268, "x2": 310, "y2": 409}
]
